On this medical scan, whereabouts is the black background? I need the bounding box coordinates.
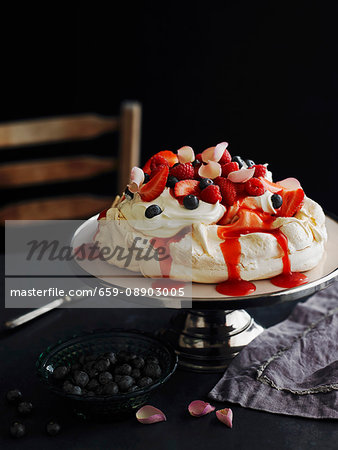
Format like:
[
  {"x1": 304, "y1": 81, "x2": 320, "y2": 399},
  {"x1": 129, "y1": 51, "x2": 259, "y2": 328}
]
[{"x1": 0, "y1": 3, "x2": 337, "y2": 213}]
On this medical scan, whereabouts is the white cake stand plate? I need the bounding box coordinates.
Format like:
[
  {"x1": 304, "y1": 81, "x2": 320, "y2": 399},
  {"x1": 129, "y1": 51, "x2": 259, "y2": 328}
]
[{"x1": 71, "y1": 213, "x2": 338, "y2": 372}]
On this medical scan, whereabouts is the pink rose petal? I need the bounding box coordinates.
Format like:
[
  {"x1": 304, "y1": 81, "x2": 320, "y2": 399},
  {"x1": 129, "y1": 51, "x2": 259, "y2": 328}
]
[
  {"x1": 276, "y1": 177, "x2": 301, "y2": 190},
  {"x1": 136, "y1": 405, "x2": 166, "y2": 424},
  {"x1": 198, "y1": 161, "x2": 222, "y2": 179},
  {"x1": 260, "y1": 178, "x2": 284, "y2": 193},
  {"x1": 216, "y1": 408, "x2": 233, "y2": 428},
  {"x1": 214, "y1": 142, "x2": 229, "y2": 160},
  {"x1": 128, "y1": 166, "x2": 145, "y2": 193},
  {"x1": 228, "y1": 167, "x2": 255, "y2": 183},
  {"x1": 188, "y1": 400, "x2": 215, "y2": 417},
  {"x1": 177, "y1": 146, "x2": 195, "y2": 163}
]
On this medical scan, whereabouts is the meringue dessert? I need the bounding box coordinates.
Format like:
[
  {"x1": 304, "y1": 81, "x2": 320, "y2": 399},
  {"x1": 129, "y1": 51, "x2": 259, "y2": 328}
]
[{"x1": 95, "y1": 143, "x2": 327, "y2": 296}]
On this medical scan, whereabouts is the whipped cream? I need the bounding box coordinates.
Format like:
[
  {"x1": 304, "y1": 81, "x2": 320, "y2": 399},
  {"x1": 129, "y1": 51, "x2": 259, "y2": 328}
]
[{"x1": 117, "y1": 188, "x2": 226, "y2": 238}]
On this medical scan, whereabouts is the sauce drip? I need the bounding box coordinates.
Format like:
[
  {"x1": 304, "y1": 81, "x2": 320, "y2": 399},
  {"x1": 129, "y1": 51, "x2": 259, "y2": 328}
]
[
  {"x1": 215, "y1": 208, "x2": 308, "y2": 296},
  {"x1": 150, "y1": 228, "x2": 188, "y2": 278}
]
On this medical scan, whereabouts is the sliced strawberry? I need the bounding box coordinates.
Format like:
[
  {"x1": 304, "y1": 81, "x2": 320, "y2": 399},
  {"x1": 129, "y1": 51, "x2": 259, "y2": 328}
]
[
  {"x1": 143, "y1": 151, "x2": 178, "y2": 174},
  {"x1": 277, "y1": 188, "x2": 305, "y2": 217},
  {"x1": 139, "y1": 165, "x2": 169, "y2": 202},
  {"x1": 174, "y1": 180, "x2": 200, "y2": 197}
]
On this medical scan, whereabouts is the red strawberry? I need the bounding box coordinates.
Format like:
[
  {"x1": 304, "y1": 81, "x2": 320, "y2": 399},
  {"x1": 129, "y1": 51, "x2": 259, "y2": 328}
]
[
  {"x1": 139, "y1": 165, "x2": 169, "y2": 202},
  {"x1": 221, "y1": 162, "x2": 239, "y2": 177},
  {"x1": 200, "y1": 185, "x2": 222, "y2": 204},
  {"x1": 253, "y1": 164, "x2": 267, "y2": 178},
  {"x1": 245, "y1": 178, "x2": 266, "y2": 196},
  {"x1": 143, "y1": 151, "x2": 178, "y2": 174},
  {"x1": 174, "y1": 180, "x2": 200, "y2": 197},
  {"x1": 218, "y1": 148, "x2": 232, "y2": 165},
  {"x1": 213, "y1": 176, "x2": 225, "y2": 186},
  {"x1": 194, "y1": 163, "x2": 202, "y2": 179},
  {"x1": 150, "y1": 155, "x2": 169, "y2": 170},
  {"x1": 277, "y1": 188, "x2": 305, "y2": 217},
  {"x1": 217, "y1": 177, "x2": 237, "y2": 206},
  {"x1": 170, "y1": 162, "x2": 195, "y2": 180},
  {"x1": 150, "y1": 164, "x2": 167, "y2": 179}
]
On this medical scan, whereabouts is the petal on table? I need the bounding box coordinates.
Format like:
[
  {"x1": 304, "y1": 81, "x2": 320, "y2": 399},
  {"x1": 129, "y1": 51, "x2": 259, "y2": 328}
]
[
  {"x1": 136, "y1": 405, "x2": 166, "y2": 424},
  {"x1": 216, "y1": 408, "x2": 233, "y2": 428},
  {"x1": 188, "y1": 400, "x2": 215, "y2": 417}
]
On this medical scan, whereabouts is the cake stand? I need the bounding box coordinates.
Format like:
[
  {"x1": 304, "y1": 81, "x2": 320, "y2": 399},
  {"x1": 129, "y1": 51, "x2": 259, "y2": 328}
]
[{"x1": 71, "y1": 213, "x2": 338, "y2": 372}]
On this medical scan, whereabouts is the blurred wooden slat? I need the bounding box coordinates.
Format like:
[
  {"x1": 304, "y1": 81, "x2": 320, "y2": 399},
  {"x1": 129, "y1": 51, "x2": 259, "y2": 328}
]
[
  {"x1": 0, "y1": 195, "x2": 113, "y2": 221},
  {"x1": 118, "y1": 102, "x2": 141, "y2": 193},
  {"x1": 0, "y1": 156, "x2": 117, "y2": 187},
  {"x1": 0, "y1": 114, "x2": 119, "y2": 149}
]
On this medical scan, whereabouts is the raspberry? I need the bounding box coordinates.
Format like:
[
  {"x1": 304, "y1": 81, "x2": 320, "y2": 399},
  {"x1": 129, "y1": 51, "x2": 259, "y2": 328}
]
[
  {"x1": 253, "y1": 164, "x2": 267, "y2": 178},
  {"x1": 216, "y1": 178, "x2": 237, "y2": 206},
  {"x1": 221, "y1": 162, "x2": 239, "y2": 178},
  {"x1": 218, "y1": 148, "x2": 232, "y2": 165},
  {"x1": 200, "y1": 185, "x2": 222, "y2": 204},
  {"x1": 170, "y1": 162, "x2": 194, "y2": 180},
  {"x1": 195, "y1": 153, "x2": 203, "y2": 162},
  {"x1": 194, "y1": 164, "x2": 201, "y2": 179},
  {"x1": 150, "y1": 155, "x2": 169, "y2": 170},
  {"x1": 245, "y1": 178, "x2": 266, "y2": 196}
]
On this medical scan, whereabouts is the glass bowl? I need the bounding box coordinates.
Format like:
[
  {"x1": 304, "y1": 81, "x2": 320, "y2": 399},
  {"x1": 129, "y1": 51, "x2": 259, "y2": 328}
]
[{"x1": 36, "y1": 329, "x2": 177, "y2": 419}]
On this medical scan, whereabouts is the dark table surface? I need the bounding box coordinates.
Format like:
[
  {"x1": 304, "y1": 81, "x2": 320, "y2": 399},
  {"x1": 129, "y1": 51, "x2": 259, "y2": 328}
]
[{"x1": 0, "y1": 256, "x2": 337, "y2": 450}]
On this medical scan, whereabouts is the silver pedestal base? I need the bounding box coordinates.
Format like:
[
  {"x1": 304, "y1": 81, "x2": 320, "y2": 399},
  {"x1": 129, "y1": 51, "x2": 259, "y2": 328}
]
[{"x1": 159, "y1": 309, "x2": 264, "y2": 372}]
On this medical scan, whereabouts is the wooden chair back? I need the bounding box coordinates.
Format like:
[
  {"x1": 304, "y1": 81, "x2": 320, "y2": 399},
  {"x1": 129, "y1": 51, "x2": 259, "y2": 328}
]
[{"x1": 0, "y1": 101, "x2": 141, "y2": 221}]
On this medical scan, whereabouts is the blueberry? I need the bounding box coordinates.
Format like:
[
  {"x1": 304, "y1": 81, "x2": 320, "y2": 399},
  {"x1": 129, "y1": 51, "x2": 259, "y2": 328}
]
[
  {"x1": 199, "y1": 178, "x2": 213, "y2": 190},
  {"x1": 132, "y1": 356, "x2": 145, "y2": 369},
  {"x1": 245, "y1": 159, "x2": 255, "y2": 168},
  {"x1": 145, "y1": 205, "x2": 162, "y2": 219},
  {"x1": 87, "y1": 378, "x2": 100, "y2": 391},
  {"x1": 271, "y1": 194, "x2": 283, "y2": 209},
  {"x1": 62, "y1": 381, "x2": 82, "y2": 396},
  {"x1": 6, "y1": 389, "x2": 23, "y2": 403},
  {"x1": 87, "y1": 367, "x2": 99, "y2": 378},
  {"x1": 232, "y1": 156, "x2": 244, "y2": 168},
  {"x1": 138, "y1": 377, "x2": 153, "y2": 388},
  {"x1": 144, "y1": 363, "x2": 162, "y2": 379},
  {"x1": 94, "y1": 358, "x2": 110, "y2": 372},
  {"x1": 52, "y1": 366, "x2": 69, "y2": 380},
  {"x1": 73, "y1": 371, "x2": 89, "y2": 388},
  {"x1": 192, "y1": 159, "x2": 201, "y2": 167},
  {"x1": 104, "y1": 352, "x2": 117, "y2": 365},
  {"x1": 115, "y1": 363, "x2": 132, "y2": 376},
  {"x1": 102, "y1": 382, "x2": 119, "y2": 395},
  {"x1": 117, "y1": 350, "x2": 133, "y2": 363},
  {"x1": 98, "y1": 371, "x2": 113, "y2": 385},
  {"x1": 143, "y1": 173, "x2": 150, "y2": 184},
  {"x1": 146, "y1": 355, "x2": 160, "y2": 365},
  {"x1": 95, "y1": 385, "x2": 105, "y2": 395},
  {"x1": 17, "y1": 401, "x2": 33, "y2": 416},
  {"x1": 166, "y1": 175, "x2": 179, "y2": 188},
  {"x1": 46, "y1": 421, "x2": 61, "y2": 436},
  {"x1": 10, "y1": 421, "x2": 26, "y2": 438},
  {"x1": 114, "y1": 374, "x2": 124, "y2": 383},
  {"x1": 125, "y1": 187, "x2": 134, "y2": 199},
  {"x1": 84, "y1": 354, "x2": 97, "y2": 363},
  {"x1": 183, "y1": 194, "x2": 199, "y2": 210},
  {"x1": 172, "y1": 162, "x2": 180, "y2": 168},
  {"x1": 118, "y1": 375, "x2": 134, "y2": 392},
  {"x1": 131, "y1": 368, "x2": 141, "y2": 379},
  {"x1": 127, "y1": 385, "x2": 139, "y2": 393}
]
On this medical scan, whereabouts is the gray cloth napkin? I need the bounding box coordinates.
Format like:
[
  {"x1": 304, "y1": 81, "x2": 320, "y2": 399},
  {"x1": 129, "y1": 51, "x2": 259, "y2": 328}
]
[{"x1": 209, "y1": 283, "x2": 338, "y2": 419}]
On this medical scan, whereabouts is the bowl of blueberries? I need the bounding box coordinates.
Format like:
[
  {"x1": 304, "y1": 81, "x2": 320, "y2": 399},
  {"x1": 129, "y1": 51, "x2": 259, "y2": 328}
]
[{"x1": 36, "y1": 329, "x2": 177, "y2": 419}]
